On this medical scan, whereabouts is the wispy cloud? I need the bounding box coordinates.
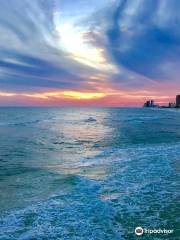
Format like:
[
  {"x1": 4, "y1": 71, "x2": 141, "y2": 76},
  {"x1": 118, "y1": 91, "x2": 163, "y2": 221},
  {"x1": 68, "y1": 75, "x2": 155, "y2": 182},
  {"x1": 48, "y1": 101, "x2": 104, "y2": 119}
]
[{"x1": 0, "y1": 0, "x2": 179, "y2": 105}]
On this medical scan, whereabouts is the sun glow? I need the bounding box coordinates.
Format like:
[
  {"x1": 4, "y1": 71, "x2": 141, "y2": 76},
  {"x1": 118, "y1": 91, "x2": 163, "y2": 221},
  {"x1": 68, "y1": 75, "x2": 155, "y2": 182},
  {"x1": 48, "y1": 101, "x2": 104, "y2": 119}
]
[
  {"x1": 56, "y1": 24, "x2": 103, "y2": 67},
  {"x1": 26, "y1": 91, "x2": 106, "y2": 100},
  {"x1": 0, "y1": 92, "x2": 16, "y2": 97},
  {"x1": 62, "y1": 91, "x2": 105, "y2": 99},
  {"x1": 0, "y1": 91, "x2": 106, "y2": 100},
  {"x1": 55, "y1": 23, "x2": 117, "y2": 72}
]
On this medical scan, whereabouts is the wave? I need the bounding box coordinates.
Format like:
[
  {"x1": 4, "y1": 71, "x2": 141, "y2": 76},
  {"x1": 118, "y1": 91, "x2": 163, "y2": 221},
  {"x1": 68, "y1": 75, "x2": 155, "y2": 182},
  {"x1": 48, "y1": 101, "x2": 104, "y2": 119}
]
[
  {"x1": 84, "y1": 117, "x2": 97, "y2": 123},
  {"x1": 0, "y1": 176, "x2": 121, "y2": 240}
]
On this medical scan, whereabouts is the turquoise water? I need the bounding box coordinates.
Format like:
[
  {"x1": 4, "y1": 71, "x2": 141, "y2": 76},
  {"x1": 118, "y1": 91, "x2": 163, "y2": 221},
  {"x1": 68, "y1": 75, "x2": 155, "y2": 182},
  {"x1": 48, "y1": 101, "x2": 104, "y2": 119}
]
[{"x1": 0, "y1": 107, "x2": 179, "y2": 239}]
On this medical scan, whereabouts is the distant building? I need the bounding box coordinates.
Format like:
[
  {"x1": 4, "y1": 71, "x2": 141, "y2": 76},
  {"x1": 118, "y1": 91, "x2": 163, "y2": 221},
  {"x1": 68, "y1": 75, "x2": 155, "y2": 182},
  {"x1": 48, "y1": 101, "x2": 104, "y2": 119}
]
[
  {"x1": 144, "y1": 100, "x2": 150, "y2": 107},
  {"x1": 143, "y1": 99, "x2": 156, "y2": 108},
  {"x1": 168, "y1": 102, "x2": 176, "y2": 108},
  {"x1": 150, "y1": 100, "x2": 154, "y2": 107},
  {"x1": 143, "y1": 95, "x2": 180, "y2": 108},
  {"x1": 176, "y1": 95, "x2": 180, "y2": 108}
]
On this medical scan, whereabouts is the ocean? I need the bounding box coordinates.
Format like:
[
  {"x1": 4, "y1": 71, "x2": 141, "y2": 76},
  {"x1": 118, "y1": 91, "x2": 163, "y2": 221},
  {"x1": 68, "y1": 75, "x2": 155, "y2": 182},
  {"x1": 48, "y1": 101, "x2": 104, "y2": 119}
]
[{"x1": 0, "y1": 107, "x2": 179, "y2": 239}]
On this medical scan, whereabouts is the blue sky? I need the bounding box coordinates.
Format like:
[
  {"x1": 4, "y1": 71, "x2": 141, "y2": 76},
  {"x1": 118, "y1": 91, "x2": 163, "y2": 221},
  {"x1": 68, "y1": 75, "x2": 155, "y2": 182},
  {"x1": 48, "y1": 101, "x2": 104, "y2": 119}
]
[{"x1": 0, "y1": 0, "x2": 179, "y2": 106}]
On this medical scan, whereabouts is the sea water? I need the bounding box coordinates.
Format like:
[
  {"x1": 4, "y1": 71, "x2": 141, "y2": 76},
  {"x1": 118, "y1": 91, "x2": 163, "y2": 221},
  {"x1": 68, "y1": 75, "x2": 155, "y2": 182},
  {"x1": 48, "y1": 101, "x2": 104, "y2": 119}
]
[{"x1": 0, "y1": 107, "x2": 179, "y2": 239}]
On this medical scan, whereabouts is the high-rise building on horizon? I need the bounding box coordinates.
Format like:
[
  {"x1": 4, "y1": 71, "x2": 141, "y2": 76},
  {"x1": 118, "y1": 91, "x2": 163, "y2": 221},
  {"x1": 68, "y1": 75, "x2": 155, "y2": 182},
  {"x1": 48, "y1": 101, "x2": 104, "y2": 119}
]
[
  {"x1": 150, "y1": 100, "x2": 154, "y2": 107},
  {"x1": 176, "y1": 95, "x2": 180, "y2": 108},
  {"x1": 143, "y1": 99, "x2": 156, "y2": 107}
]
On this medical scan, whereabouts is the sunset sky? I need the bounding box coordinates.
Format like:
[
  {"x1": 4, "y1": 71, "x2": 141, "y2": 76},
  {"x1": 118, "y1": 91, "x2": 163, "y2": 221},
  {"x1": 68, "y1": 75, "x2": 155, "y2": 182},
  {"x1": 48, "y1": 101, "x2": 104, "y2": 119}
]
[{"x1": 0, "y1": 0, "x2": 179, "y2": 106}]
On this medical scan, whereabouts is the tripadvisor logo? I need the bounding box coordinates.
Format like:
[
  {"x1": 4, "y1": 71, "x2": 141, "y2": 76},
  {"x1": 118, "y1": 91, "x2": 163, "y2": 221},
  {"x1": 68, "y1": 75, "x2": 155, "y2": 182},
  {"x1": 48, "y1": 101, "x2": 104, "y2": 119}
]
[
  {"x1": 135, "y1": 227, "x2": 143, "y2": 236},
  {"x1": 135, "y1": 226, "x2": 174, "y2": 236}
]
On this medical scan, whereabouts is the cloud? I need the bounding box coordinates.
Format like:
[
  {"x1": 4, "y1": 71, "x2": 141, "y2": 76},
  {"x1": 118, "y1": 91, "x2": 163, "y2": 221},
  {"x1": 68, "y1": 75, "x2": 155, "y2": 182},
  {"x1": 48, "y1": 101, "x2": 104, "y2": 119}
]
[
  {"x1": 0, "y1": 50, "x2": 85, "y2": 89},
  {"x1": 104, "y1": 0, "x2": 180, "y2": 82},
  {"x1": 0, "y1": 0, "x2": 179, "y2": 105},
  {"x1": 0, "y1": 0, "x2": 99, "y2": 92}
]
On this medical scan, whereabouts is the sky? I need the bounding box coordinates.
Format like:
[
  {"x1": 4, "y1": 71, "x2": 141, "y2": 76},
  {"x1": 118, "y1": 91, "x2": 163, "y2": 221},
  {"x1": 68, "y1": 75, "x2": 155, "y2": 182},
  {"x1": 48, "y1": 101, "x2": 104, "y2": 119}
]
[{"x1": 0, "y1": 0, "x2": 180, "y2": 106}]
